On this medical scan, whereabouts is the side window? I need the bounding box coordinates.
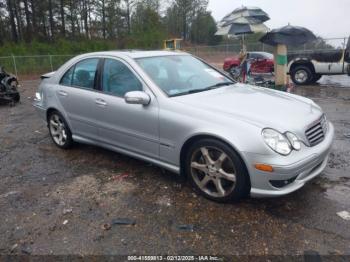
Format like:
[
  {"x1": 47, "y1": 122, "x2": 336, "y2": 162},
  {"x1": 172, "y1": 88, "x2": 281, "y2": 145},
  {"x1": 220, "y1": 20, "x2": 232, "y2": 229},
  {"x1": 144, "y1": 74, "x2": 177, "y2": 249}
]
[
  {"x1": 255, "y1": 54, "x2": 264, "y2": 60},
  {"x1": 72, "y1": 58, "x2": 99, "y2": 89},
  {"x1": 60, "y1": 66, "x2": 74, "y2": 86},
  {"x1": 249, "y1": 53, "x2": 257, "y2": 59},
  {"x1": 60, "y1": 58, "x2": 99, "y2": 89},
  {"x1": 102, "y1": 59, "x2": 142, "y2": 97}
]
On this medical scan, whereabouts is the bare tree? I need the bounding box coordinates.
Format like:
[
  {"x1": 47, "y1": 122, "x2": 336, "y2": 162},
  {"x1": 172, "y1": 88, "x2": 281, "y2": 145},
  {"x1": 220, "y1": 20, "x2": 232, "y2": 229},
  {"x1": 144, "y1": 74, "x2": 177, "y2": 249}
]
[
  {"x1": 48, "y1": 0, "x2": 55, "y2": 38},
  {"x1": 6, "y1": 0, "x2": 19, "y2": 42},
  {"x1": 60, "y1": 0, "x2": 66, "y2": 36}
]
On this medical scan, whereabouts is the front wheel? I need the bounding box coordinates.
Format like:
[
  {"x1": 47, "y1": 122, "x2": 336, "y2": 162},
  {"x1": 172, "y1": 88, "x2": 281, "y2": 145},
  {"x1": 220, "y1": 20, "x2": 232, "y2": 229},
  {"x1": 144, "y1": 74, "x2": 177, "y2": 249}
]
[
  {"x1": 291, "y1": 65, "x2": 313, "y2": 85},
  {"x1": 48, "y1": 111, "x2": 73, "y2": 149},
  {"x1": 185, "y1": 139, "x2": 250, "y2": 202}
]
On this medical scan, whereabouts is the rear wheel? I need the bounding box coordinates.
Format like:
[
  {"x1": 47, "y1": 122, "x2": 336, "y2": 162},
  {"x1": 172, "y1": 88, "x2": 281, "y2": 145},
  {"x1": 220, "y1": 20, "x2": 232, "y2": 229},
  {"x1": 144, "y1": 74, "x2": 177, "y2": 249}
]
[
  {"x1": 48, "y1": 111, "x2": 73, "y2": 149},
  {"x1": 291, "y1": 65, "x2": 313, "y2": 85},
  {"x1": 185, "y1": 139, "x2": 250, "y2": 202}
]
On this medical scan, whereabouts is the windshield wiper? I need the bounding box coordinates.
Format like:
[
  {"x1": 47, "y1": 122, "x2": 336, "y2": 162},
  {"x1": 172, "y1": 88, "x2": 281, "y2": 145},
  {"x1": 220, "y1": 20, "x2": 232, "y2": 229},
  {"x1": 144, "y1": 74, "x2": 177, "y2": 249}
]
[
  {"x1": 187, "y1": 82, "x2": 233, "y2": 94},
  {"x1": 169, "y1": 81, "x2": 234, "y2": 97},
  {"x1": 206, "y1": 81, "x2": 234, "y2": 89}
]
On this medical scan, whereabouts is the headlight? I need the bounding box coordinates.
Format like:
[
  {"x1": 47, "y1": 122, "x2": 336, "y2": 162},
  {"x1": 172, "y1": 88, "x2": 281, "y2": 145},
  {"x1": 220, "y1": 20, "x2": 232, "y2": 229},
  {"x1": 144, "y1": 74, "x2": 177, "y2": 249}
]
[
  {"x1": 285, "y1": 132, "x2": 301, "y2": 151},
  {"x1": 262, "y1": 128, "x2": 291, "y2": 155}
]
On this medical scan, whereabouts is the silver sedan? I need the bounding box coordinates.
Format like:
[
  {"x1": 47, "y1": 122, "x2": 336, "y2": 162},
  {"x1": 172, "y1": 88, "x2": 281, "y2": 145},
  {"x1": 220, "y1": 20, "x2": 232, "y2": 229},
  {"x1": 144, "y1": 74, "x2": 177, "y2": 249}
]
[{"x1": 33, "y1": 51, "x2": 334, "y2": 202}]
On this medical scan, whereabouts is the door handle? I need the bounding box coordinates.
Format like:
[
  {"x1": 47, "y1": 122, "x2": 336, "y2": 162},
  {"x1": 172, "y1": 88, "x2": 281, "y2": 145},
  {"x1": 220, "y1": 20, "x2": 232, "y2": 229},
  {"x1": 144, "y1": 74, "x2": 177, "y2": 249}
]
[
  {"x1": 95, "y1": 98, "x2": 107, "y2": 107},
  {"x1": 58, "y1": 90, "x2": 68, "y2": 97}
]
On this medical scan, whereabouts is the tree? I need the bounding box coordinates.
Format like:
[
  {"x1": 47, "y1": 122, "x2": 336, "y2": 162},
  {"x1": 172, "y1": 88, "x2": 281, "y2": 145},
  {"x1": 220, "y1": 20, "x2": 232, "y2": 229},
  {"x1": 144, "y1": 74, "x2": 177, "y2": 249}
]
[
  {"x1": 60, "y1": 0, "x2": 66, "y2": 36},
  {"x1": 6, "y1": 0, "x2": 18, "y2": 42},
  {"x1": 0, "y1": 0, "x2": 221, "y2": 48},
  {"x1": 190, "y1": 10, "x2": 220, "y2": 45},
  {"x1": 48, "y1": 0, "x2": 55, "y2": 38},
  {"x1": 173, "y1": 0, "x2": 208, "y2": 40},
  {"x1": 23, "y1": 0, "x2": 32, "y2": 41},
  {"x1": 131, "y1": 1, "x2": 165, "y2": 48}
]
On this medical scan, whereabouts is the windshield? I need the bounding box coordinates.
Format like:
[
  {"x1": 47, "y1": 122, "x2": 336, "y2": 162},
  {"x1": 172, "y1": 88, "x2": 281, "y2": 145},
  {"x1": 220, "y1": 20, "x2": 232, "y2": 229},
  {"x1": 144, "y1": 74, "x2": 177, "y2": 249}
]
[
  {"x1": 136, "y1": 55, "x2": 234, "y2": 97},
  {"x1": 261, "y1": 52, "x2": 274, "y2": 59}
]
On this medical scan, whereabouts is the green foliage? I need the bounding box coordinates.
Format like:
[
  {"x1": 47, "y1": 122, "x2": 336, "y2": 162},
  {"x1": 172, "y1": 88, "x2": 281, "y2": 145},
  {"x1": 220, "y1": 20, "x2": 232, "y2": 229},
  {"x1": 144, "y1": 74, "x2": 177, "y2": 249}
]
[
  {"x1": 129, "y1": 2, "x2": 166, "y2": 49},
  {"x1": 0, "y1": 39, "x2": 117, "y2": 56},
  {"x1": 191, "y1": 11, "x2": 222, "y2": 45}
]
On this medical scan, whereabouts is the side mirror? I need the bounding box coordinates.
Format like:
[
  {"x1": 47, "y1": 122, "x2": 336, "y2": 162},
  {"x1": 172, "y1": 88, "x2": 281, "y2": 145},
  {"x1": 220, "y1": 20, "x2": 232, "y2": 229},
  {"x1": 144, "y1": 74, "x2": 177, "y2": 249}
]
[{"x1": 125, "y1": 91, "x2": 151, "y2": 105}]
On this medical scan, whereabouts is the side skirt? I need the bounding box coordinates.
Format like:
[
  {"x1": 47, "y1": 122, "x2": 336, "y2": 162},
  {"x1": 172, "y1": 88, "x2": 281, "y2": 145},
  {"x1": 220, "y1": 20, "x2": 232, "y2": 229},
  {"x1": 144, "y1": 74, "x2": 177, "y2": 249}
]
[{"x1": 72, "y1": 134, "x2": 180, "y2": 174}]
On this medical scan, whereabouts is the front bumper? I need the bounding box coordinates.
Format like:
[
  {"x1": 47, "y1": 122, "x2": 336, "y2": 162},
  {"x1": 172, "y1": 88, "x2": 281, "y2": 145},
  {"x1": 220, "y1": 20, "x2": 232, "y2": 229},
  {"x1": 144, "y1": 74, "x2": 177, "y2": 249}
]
[{"x1": 244, "y1": 122, "x2": 334, "y2": 198}]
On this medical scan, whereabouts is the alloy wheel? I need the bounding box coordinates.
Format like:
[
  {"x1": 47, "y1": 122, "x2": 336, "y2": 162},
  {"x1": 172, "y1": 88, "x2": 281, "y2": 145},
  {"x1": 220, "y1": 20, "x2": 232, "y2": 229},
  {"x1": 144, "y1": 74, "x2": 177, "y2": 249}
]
[
  {"x1": 49, "y1": 114, "x2": 68, "y2": 146},
  {"x1": 190, "y1": 146, "x2": 237, "y2": 198}
]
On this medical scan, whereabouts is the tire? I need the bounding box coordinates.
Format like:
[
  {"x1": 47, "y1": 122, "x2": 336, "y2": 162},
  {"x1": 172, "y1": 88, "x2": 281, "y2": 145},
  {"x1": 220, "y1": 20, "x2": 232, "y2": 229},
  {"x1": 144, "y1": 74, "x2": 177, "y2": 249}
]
[
  {"x1": 309, "y1": 74, "x2": 322, "y2": 84},
  {"x1": 13, "y1": 92, "x2": 20, "y2": 102},
  {"x1": 48, "y1": 111, "x2": 73, "y2": 149},
  {"x1": 291, "y1": 65, "x2": 313, "y2": 85},
  {"x1": 185, "y1": 138, "x2": 250, "y2": 203}
]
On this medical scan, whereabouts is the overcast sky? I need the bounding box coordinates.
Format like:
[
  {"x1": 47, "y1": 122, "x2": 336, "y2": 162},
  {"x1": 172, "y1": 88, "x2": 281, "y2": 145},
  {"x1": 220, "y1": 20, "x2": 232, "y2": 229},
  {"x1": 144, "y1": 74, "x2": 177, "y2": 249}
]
[{"x1": 208, "y1": 0, "x2": 350, "y2": 39}]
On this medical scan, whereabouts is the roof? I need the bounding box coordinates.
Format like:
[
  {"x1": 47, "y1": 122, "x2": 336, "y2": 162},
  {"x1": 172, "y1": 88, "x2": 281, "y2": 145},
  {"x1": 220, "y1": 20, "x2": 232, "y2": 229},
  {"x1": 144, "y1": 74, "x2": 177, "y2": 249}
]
[{"x1": 79, "y1": 50, "x2": 188, "y2": 60}]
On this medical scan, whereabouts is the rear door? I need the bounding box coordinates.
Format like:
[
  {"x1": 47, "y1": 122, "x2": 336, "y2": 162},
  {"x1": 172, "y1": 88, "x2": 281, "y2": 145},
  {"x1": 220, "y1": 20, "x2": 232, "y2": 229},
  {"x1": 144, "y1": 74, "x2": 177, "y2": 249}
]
[{"x1": 56, "y1": 58, "x2": 100, "y2": 140}]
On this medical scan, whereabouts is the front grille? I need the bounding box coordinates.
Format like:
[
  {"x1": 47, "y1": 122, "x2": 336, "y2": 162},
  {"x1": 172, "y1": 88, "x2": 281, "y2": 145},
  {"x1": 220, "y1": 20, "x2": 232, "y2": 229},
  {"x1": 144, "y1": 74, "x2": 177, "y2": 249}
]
[{"x1": 305, "y1": 115, "x2": 328, "y2": 146}]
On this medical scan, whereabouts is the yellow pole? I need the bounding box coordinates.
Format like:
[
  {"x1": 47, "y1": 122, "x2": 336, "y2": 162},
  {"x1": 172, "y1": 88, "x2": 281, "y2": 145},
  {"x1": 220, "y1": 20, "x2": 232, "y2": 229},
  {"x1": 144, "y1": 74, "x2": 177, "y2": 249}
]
[{"x1": 274, "y1": 44, "x2": 288, "y2": 90}]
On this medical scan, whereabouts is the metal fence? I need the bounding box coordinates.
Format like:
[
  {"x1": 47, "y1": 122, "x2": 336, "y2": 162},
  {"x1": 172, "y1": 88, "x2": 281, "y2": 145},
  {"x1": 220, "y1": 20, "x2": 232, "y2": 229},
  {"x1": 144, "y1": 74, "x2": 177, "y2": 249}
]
[
  {"x1": 0, "y1": 37, "x2": 347, "y2": 79},
  {"x1": 0, "y1": 54, "x2": 75, "y2": 79},
  {"x1": 184, "y1": 37, "x2": 348, "y2": 64}
]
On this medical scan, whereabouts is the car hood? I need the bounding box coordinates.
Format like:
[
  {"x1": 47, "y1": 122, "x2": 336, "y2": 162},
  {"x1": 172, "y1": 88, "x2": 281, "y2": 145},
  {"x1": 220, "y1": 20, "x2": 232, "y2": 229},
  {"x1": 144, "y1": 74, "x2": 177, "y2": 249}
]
[{"x1": 173, "y1": 83, "x2": 323, "y2": 132}]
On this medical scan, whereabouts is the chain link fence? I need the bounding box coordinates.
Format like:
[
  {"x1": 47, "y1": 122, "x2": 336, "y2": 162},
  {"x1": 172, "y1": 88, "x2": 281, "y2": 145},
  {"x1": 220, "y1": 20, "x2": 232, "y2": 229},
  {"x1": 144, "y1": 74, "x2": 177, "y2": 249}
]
[
  {"x1": 0, "y1": 37, "x2": 347, "y2": 79},
  {"x1": 0, "y1": 54, "x2": 75, "y2": 80},
  {"x1": 184, "y1": 37, "x2": 348, "y2": 65}
]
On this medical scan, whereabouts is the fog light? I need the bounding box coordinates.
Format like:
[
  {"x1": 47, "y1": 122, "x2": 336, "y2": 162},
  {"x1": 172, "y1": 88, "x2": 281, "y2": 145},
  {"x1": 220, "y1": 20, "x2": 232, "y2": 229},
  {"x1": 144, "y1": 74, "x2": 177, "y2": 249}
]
[
  {"x1": 270, "y1": 176, "x2": 298, "y2": 188},
  {"x1": 255, "y1": 164, "x2": 274, "y2": 172}
]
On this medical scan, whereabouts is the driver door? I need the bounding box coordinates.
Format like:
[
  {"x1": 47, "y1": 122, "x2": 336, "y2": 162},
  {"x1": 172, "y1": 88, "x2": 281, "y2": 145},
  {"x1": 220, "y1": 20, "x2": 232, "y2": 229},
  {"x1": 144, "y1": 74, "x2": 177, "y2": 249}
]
[{"x1": 93, "y1": 58, "x2": 159, "y2": 158}]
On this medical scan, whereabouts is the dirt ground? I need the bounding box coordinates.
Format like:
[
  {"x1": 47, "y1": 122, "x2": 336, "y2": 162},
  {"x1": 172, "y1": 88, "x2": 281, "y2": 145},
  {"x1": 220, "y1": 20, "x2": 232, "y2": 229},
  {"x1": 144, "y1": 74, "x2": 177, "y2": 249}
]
[{"x1": 0, "y1": 75, "x2": 350, "y2": 257}]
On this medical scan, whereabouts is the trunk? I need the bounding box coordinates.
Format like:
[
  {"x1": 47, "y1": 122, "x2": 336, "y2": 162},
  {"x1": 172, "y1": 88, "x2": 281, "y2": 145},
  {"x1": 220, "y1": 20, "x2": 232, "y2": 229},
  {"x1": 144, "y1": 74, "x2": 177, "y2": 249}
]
[
  {"x1": 83, "y1": 0, "x2": 89, "y2": 38},
  {"x1": 182, "y1": 12, "x2": 187, "y2": 40},
  {"x1": 6, "y1": 0, "x2": 18, "y2": 42},
  {"x1": 30, "y1": 0, "x2": 37, "y2": 34},
  {"x1": 88, "y1": 2, "x2": 92, "y2": 38},
  {"x1": 23, "y1": 0, "x2": 32, "y2": 41},
  {"x1": 42, "y1": 14, "x2": 48, "y2": 37},
  {"x1": 0, "y1": 16, "x2": 3, "y2": 44},
  {"x1": 48, "y1": 0, "x2": 55, "y2": 38},
  {"x1": 126, "y1": 0, "x2": 131, "y2": 34},
  {"x1": 102, "y1": 0, "x2": 106, "y2": 39},
  {"x1": 13, "y1": 0, "x2": 23, "y2": 41},
  {"x1": 60, "y1": 0, "x2": 66, "y2": 36},
  {"x1": 70, "y1": 0, "x2": 75, "y2": 37}
]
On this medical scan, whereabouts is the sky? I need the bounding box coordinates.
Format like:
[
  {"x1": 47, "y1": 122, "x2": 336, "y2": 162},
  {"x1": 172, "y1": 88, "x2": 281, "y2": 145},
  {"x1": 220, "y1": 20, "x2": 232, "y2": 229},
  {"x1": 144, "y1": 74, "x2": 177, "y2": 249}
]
[{"x1": 208, "y1": 0, "x2": 350, "y2": 41}]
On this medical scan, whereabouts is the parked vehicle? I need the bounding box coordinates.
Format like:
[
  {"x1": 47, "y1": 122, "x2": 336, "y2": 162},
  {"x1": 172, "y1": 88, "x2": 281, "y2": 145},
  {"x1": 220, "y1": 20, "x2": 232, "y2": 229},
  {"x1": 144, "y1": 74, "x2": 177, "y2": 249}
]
[
  {"x1": 223, "y1": 52, "x2": 274, "y2": 75},
  {"x1": 34, "y1": 51, "x2": 334, "y2": 202},
  {"x1": 288, "y1": 37, "x2": 350, "y2": 85},
  {"x1": 0, "y1": 67, "x2": 20, "y2": 105}
]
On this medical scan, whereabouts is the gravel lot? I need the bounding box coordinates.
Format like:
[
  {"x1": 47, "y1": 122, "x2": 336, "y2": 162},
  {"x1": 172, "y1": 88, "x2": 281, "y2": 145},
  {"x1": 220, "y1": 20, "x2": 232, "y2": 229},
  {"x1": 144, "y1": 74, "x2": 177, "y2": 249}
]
[{"x1": 0, "y1": 77, "x2": 350, "y2": 256}]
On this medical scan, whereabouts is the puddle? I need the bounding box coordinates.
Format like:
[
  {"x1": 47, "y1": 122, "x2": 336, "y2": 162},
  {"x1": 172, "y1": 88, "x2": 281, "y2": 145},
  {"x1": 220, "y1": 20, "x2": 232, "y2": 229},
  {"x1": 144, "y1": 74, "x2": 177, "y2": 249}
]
[
  {"x1": 324, "y1": 185, "x2": 350, "y2": 207},
  {"x1": 319, "y1": 75, "x2": 350, "y2": 88}
]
